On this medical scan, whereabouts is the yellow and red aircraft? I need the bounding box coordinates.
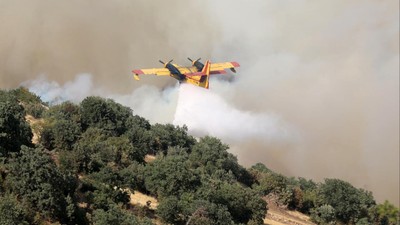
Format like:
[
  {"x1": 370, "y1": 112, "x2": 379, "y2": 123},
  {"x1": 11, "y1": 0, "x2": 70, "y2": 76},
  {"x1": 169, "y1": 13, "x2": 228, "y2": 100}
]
[{"x1": 132, "y1": 58, "x2": 240, "y2": 89}]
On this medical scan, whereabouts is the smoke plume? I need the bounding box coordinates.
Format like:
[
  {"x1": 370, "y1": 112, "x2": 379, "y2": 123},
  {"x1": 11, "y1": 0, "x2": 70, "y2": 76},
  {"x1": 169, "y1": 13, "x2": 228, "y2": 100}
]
[{"x1": 1, "y1": 0, "x2": 398, "y2": 205}]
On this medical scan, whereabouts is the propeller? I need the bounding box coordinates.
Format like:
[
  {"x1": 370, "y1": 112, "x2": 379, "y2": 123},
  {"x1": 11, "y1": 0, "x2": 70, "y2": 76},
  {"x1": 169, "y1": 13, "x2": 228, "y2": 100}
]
[
  {"x1": 159, "y1": 59, "x2": 173, "y2": 67},
  {"x1": 187, "y1": 57, "x2": 201, "y2": 65}
]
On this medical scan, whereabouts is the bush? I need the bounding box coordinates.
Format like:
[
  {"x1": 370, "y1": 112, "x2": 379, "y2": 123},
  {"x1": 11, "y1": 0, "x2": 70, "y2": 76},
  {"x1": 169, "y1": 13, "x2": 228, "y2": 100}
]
[
  {"x1": 144, "y1": 150, "x2": 200, "y2": 197},
  {"x1": 318, "y1": 179, "x2": 376, "y2": 223},
  {"x1": 0, "y1": 194, "x2": 30, "y2": 225},
  {"x1": 310, "y1": 204, "x2": 336, "y2": 224},
  {"x1": 0, "y1": 91, "x2": 32, "y2": 156},
  {"x1": 6, "y1": 146, "x2": 73, "y2": 220},
  {"x1": 80, "y1": 96, "x2": 133, "y2": 135}
]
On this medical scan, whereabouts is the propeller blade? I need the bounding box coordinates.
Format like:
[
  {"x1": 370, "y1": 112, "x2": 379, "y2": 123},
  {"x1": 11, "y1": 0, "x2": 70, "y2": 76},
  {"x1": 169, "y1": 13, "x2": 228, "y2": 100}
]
[
  {"x1": 196, "y1": 58, "x2": 201, "y2": 62},
  {"x1": 159, "y1": 60, "x2": 165, "y2": 65},
  {"x1": 168, "y1": 59, "x2": 173, "y2": 64},
  {"x1": 187, "y1": 57, "x2": 193, "y2": 62}
]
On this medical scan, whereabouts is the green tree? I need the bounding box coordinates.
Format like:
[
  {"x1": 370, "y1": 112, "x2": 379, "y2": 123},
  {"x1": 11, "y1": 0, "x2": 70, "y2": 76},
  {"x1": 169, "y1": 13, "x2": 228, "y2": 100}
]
[
  {"x1": 0, "y1": 194, "x2": 30, "y2": 225},
  {"x1": 71, "y1": 127, "x2": 139, "y2": 173},
  {"x1": 310, "y1": 204, "x2": 336, "y2": 225},
  {"x1": 157, "y1": 195, "x2": 235, "y2": 225},
  {"x1": 318, "y1": 178, "x2": 376, "y2": 224},
  {"x1": 92, "y1": 204, "x2": 152, "y2": 225},
  {"x1": 80, "y1": 96, "x2": 133, "y2": 135},
  {"x1": 124, "y1": 119, "x2": 151, "y2": 162},
  {"x1": 9, "y1": 87, "x2": 42, "y2": 105},
  {"x1": 189, "y1": 136, "x2": 252, "y2": 185},
  {"x1": 43, "y1": 101, "x2": 81, "y2": 125},
  {"x1": 199, "y1": 181, "x2": 267, "y2": 224},
  {"x1": 0, "y1": 91, "x2": 32, "y2": 157},
  {"x1": 10, "y1": 87, "x2": 45, "y2": 118},
  {"x1": 52, "y1": 119, "x2": 81, "y2": 150},
  {"x1": 144, "y1": 149, "x2": 200, "y2": 197},
  {"x1": 373, "y1": 200, "x2": 399, "y2": 225},
  {"x1": 254, "y1": 171, "x2": 288, "y2": 196},
  {"x1": 91, "y1": 186, "x2": 130, "y2": 211},
  {"x1": 157, "y1": 196, "x2": 181, "y2": 224},
  {"x1": 119, "y1": 161, "x2": 146, "y2": 191},
  {"x1": 148, "y1": 124, "x2": 196, "y2": 154},
  {"x1": 40, "y1": 101, "x2": 82, "y2": 150},
  {"x1": 6, "y1": 146, "x2": 73, "y2": 220}
]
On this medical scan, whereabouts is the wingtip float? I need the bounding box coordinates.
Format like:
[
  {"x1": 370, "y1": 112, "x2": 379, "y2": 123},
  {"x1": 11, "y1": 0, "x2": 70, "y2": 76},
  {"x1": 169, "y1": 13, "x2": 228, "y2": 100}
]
[{"x1": 132, "y1": 58, "x2": 240, "y2": 89}]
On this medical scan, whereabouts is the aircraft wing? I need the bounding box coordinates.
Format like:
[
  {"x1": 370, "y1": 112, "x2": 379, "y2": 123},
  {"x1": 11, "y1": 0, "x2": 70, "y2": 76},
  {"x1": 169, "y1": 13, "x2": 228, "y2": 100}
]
[
  {"x1": 210, "y1": 62, "x2": 240, "y2": 73},
  {"x1": 132, "y1": 68, "x2": 170, "y2": 80}
]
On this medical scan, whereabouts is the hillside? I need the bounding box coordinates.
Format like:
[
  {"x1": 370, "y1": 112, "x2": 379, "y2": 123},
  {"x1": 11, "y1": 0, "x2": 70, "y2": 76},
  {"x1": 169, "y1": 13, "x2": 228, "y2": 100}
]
[{"x1": 0, "y1": 88, "x2": 399, "y2": 225}]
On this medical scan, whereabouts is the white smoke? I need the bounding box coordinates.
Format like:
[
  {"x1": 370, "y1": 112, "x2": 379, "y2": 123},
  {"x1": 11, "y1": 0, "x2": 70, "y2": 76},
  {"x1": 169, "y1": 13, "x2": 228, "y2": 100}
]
[
  {"x1": 23, "y1": 73, "x2": 179, "y2": 124},
  {"x1": 173, "y1": 83, "x2": 296, "y2": 144},
  {"x1": 22, "y1": 74, "x2": 94, "y2": 104}
]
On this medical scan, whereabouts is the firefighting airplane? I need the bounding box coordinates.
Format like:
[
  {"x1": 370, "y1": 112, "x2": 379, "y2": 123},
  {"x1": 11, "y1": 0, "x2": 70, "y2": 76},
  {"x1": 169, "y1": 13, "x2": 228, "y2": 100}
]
[{"x1": 132, "y1": 58, "x2": 240, "y2": 89}]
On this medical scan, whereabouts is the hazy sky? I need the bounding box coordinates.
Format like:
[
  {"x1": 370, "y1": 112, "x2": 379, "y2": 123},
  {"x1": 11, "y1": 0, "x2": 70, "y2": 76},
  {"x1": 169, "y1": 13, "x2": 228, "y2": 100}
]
[{"x1": 1, "y1": 0, "x2": 399, "y2": 205}]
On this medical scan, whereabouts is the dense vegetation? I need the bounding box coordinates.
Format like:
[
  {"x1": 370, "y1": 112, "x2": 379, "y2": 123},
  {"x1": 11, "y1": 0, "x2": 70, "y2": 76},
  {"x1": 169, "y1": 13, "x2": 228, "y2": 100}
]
[{"x1": 0, "y1": 87, "x2": 398, "y2": 225}]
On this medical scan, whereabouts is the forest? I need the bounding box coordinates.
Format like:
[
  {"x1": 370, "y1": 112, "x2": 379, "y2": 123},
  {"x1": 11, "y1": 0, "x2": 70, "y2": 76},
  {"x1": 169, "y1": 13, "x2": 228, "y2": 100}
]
[{"x1": 0, "y1": 87, "x2": 398, "y2": 225}]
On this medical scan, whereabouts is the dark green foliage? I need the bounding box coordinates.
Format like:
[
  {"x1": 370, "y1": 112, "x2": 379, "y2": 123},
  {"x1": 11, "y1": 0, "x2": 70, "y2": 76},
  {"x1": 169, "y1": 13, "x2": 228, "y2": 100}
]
[
  {"x1": 372, "y1": 200, "x2": 400, "y2": 225},
  {"x1": 39, "y1": 101, "x2": 82, "y2": 151},
  {"x1": 189, "y1": 136, "x2": 253, "y2": 186},
  {"x1": 72, "y1": 128, "x2": 110, "y2": 173},
  {"x1": 80, "y1": 96, "x2": 133, "y2": 135},
  {"x1": 5, "y1": 146, "x2": 73, "y2": 220},
  {"x1": 144, "y1": 149, "x2": 201, "y2": 197},
  {"x1": 91, "y1": 186, "x2": 130, "y2": 211},
  {"x1": 90, "y1": 166, "x2": 123, "y2": 188},
  {"x1": 200, "y1": 181, "x2": 267, "y2": 224},
  {"x1": 119, "y1": 161, "x2": 146, "y2": 191},
  {"x1": 44, "y1": 101, "x2": 81, "y2": 123},
  {"x1": 0, "y1": 91, "x2": 32, "y2": 157},
  {"x1": 24, "y1": 103, "x2": 45, "y2": 118},
  {"x1": 71, "y1": 127, "x2": 142, "y2": 173},
  {"x1": 10, "y1": 87, "x2": 45, "y2": 118},
  {"x1": 254, "y1": 170, "x2": 288, "y2": 196},
  {"x1": 251, "y1": 163, "x2": 273, "y2": 173},
  {"x1": 2, "y1": 88, "x2": 395, "y2": 225},
  {"x1": 92, "y1": 204, "x2": 153, "y2": 225},
  {"x1": 120, "y1": 115, "x2": 151, "y2": 163},
  {"x1": 186, "y1": 200, "x2": 234, "y2": 225},
  {"x1": 157, "y1": 195, "x2": 234, "y2": 225},
  {"x1": 149, "y1": 124, "x2": 196, "y2": 154},
  {"x1": 156, "y1": 196, "x2": 181, "y2": 224},
  {"x1": 299, "y1": 187, "x2": 318, "y2": 213},
  {"x1": 52, "y1": 119, "x2": 81, "y2": 150},
  {"x1": 318, "y1": 178, "x2": 376, "y2": 224},
  {"x1": 9, "y1": 87, "x2": 43, "y2": 105},
  {"x1": 0, "y1": 194, "x2": 30, "y2": 225},
  {"x1": 310, "y1": 204, "x2": 336, "y2": 224}
]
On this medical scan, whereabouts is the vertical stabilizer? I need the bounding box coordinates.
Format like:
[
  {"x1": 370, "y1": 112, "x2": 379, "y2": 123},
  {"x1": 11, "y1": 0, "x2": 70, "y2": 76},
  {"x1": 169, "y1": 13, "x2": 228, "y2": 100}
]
[{"x1": 200, "y1": 60, "x2": 211, "y2": 89}]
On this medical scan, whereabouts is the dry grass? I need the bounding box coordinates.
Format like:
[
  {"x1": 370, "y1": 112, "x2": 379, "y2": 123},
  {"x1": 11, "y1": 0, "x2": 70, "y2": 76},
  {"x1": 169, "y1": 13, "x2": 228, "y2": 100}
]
[
  {"x1": 128, "y1": 190, "x2": 159, "y2": 210},
  {"x1": 144, "y1": 154, "x2": 156, "y2": 163},
  {"x1": 25, "y1": 114, "x2": 44, "y2": 144},
  {"x1": 264, "y1": 195, "x2": 315, "y2": 225}
]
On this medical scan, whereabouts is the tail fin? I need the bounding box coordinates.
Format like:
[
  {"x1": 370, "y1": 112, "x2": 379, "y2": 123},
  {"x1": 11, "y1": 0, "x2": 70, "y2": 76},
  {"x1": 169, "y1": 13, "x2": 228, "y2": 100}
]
[{"x1": 200, "y1": 60, "x2": 211, "y2": 89}]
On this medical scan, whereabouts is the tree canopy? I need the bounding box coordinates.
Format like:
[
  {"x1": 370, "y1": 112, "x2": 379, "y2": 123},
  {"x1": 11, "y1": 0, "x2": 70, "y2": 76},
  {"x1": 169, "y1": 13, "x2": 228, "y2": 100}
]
[{"x1": 0, "y1": 88, "x2": 397, "y2": 225}]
